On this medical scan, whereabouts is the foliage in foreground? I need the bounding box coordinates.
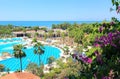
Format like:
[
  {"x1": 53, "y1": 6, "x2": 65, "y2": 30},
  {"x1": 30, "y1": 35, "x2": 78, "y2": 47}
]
[
  {"x1": 43, "y1": 17, "x2": 120, "y2": 79},
  {"x1": 26, "y1": 62, "x2": 44, "y2": 77}
]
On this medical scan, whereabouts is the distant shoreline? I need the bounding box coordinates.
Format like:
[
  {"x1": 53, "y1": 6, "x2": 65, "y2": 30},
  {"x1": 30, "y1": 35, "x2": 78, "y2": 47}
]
[{"x1": 0, "y1": 21, "x2": 102, "y2": 27}]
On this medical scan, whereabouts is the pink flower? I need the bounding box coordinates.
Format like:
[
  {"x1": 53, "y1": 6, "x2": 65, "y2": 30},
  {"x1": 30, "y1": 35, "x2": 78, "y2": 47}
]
[
  {"x1": 81, "y1": 57, "x2": 92, "y2": 64},
  {"x1": 94, "y1": 43, "x2": 100, "y2": 47},
  {"x1": 87, "y1": 58, "x2": 92, "y2": 64}
]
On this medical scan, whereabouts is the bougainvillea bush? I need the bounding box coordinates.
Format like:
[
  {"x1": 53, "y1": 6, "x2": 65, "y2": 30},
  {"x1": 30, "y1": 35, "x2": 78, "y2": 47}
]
[
  {"x1": 94, "y1": 31, "x2": 120, "y2": 57},
  {"x1": 71, "y1": 20, "x2": 120, "y2": 79},
  {"x1": 87, "y1": 17, "x2": 120, "y2": 79}
]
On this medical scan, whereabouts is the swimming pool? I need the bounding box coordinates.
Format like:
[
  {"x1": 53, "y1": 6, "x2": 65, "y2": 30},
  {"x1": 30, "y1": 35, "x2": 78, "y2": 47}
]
[
  {"x1": 0, "y1": 37, "x2": 22, "y2": 43},
  {"x1": 0, "y1": 37, "x2": 24, "y2": 55},
  {"x1": 0, "y1": 38, "x2": 61, "y2": 71}
]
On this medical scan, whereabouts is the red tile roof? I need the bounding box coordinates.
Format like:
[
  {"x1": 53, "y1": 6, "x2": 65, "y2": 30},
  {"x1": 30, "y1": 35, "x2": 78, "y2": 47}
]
[{"x1": 0, "y1": 72, "x2": 40, "y2": 79}]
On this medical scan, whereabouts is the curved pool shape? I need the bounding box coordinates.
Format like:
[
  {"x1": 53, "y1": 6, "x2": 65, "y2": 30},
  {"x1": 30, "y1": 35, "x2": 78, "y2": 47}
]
[
  {"x1": 0, "y1": 37, "x2": 22, "y2": 43},
  {"x1": 0, "y1": 38, "x2": 61, "y2": 71},
  {"x1": 0, "y1": 46, "x2": 60, "y2": 71}
]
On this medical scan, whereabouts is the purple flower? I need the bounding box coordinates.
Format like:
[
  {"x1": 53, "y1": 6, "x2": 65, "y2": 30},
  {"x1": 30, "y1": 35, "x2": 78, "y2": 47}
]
[
  {"x1": 94, "y1": 50, "x2": 99, "y2": 56},
  {"x1": 94, "y1": 43, "x2": 100, "y2": 47},
  {"x1": 111, "y1": 43, "x2": 117, "y2": 48},
  {"x1": 94, "y1": 31, "x2": 120, "y2": 49},
  {"x1": 72, "y1": 54, "x2": 77, "y2": 58},
  {"x1": 94, "y1": 50, "x2": 103, "y2": 64},
  {"x1": 108, "y1": 33, "x2": 113, "y2": 38},
  {"x1": 64, "y1": 77, "x2": 69, "y2": 79},
  {"x1": 102, "y1": 23, "x2": 106, "y2": 27},
  {"x1": 116, "y1": 31, "x2": 120, "y2": 34},
  {"x1": 110, "y1": 21, "x2": 115, "y2": 26},
  {"x1": 78, "y1": 55, "x2": 92, "y2": 64},
  {"x1": 99, "y1": 26, "x2": 103, "y2": 33},
  {"x1": 87, "y1": 58, "x2": 92, "y2": 64},
  {"x1": 102, "y1": 76, "x2": 110, "y2": 79}
]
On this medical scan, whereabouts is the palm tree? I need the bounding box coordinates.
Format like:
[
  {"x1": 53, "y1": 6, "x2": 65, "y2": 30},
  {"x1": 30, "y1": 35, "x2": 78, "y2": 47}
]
[
  {"x1": 7, "y1": 68, "x2": 10, "y2": 74},
  {"x1": 61, "y1": 32, "x2": 65, "y2": 44},
  {"x1": 34, "y1": 42, "x2": 44, "y2": 66},
  {"x1": 0, "y1": 64, "x2": 5, "y2": 72},
  {"x1": 13, "y1": 44, "x2": 26, "y2": 72},
  {"x1": 34, "y1": 32, "x2": 39, "y2": 38},
  {"x1": 33, "y1": 26, "x2": 39, "y2": 32},
  {"x1": 22, "y1": 27, "x2": 26, "y2": 37},
  {"x1": 44, "y1": 33, "x2": 47, "y2": 40},
  {"x1": 48, "y1": 30, "x2": 53, "y2": 38},
  {"x1": 56, "y1": 30, "x2": 61, "y2": 37},
  {"x1": 32, "y1": 38, "x2": 37, "y2": 43}
]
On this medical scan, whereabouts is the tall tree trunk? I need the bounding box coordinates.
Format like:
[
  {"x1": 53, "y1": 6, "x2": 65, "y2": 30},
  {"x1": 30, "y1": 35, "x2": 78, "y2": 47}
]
[
  {"x1": 20, "y1": 57, "x2": 22, "y2": 72},
  {"x1": 39, "y1": 54, "x2": 41, "y2": 66}
]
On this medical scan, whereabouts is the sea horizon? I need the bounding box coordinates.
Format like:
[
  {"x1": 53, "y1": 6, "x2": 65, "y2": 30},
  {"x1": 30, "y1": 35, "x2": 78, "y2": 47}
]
[{"x1": 0, "y1": 21, "x2": 102, "y2": 28}]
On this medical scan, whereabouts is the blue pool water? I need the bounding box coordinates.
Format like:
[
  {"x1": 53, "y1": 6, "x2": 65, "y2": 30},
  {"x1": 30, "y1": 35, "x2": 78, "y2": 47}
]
[
  {"x1": 0, "y1": 38, "x2": 24, "y2": 55},
  {"x1": 0, "y1": 38, "x2": 61, "y2": 71},
  {"x1": 0, "y1": 37, "x2": 22, "y2": 43}
]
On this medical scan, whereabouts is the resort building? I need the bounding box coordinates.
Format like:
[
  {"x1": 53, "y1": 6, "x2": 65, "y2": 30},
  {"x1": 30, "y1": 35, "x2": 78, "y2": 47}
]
[
  {"x1": 12, "y1": 30, "x2": 45, "y2": 37},
  {"x1": 12, "y1": 29, "x2": 67, "y2": 38},
  {"x1": 12, "y1": 31, "x2": 27, "y2": 37}
]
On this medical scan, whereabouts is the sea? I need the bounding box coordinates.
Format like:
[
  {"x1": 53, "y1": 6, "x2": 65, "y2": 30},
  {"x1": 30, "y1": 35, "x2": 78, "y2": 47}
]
[{"x1": 0, "y1": 21, "x2": 101, "y2": 28}]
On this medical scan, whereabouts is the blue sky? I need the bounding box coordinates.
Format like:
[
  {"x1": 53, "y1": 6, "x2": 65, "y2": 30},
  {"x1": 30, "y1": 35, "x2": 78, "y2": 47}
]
[{"x1": 0, "y1": 0, "x2": 119, "y2": 21}]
